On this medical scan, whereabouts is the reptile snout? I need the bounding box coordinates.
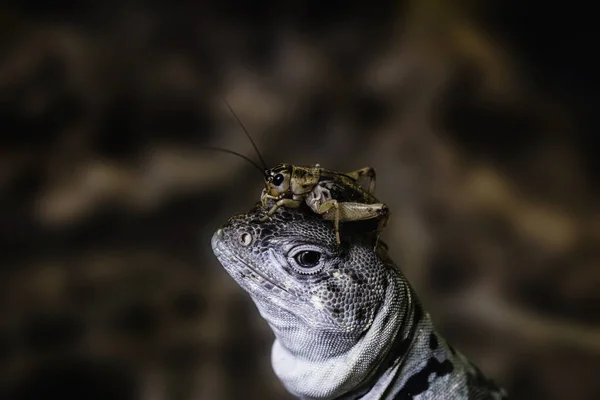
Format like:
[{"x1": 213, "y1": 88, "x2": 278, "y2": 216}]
[
  {"x1": 212, "y1": 222, "x2": 254, "y2": 249},
  {"x1": 211, "y1": 228, "x2": 227, "y2": 255}
]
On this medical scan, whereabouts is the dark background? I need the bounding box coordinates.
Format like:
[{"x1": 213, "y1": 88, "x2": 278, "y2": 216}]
[{"x1": 1, "y1": 1, "x2": 599, "y2": 399}]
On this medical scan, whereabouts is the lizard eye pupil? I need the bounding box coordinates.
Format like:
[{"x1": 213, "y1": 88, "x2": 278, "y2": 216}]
[
  {"x1": 273, "y1": 174, "x2": 284, "y2": 186},
  {"x1": 295, "y1": 251, "x2": 321, "y2": 268}
]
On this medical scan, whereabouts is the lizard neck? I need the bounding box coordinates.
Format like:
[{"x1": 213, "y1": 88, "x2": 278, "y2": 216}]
[
  {"x1": 352, "y1": 304, "x2": 466, "y2": 400},
  {"x1": 263, "y1": 270, "x2": 507, "y2": 400},
  {"x1": 267, "y1": 270, "x2": 414, "y2": 400},
  {"x1": 353, "y1": 303, "x2": 507, "y2": 400}
]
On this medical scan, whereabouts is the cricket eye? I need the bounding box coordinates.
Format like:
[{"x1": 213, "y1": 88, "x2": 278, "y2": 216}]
[
  {"x1": 272, "y1": 173, "x2": 285, "y2": 186},
  {"x1": 295, "y1": 251, "x2": 321, "y2": 268}
]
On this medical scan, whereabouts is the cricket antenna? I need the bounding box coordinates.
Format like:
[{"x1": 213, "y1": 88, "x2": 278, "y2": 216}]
[
  {"x1": 222, "y1": 99, "x2": 269, "y2": 170},
  {"x1": 202, "y1": 146, "x2": 267, "y2": 176}
]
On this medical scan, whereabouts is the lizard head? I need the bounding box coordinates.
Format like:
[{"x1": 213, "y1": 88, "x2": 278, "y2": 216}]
[
  {"x1": 211, "y1": 204, "x2": 507, "y2": 400},
  {"x1": 211, "y1": 203, "x2": 390, "y2": 345},
  {"x1": 212, "y1": 204, "x2": 411, "y2": 399}
]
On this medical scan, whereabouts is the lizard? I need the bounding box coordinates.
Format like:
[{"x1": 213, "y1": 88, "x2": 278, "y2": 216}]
[{"x1": 211, "y1": 202, "x2": 508, "y2": 400}]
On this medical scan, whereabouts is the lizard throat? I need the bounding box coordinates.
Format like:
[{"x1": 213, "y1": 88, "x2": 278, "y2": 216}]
[{"x1": 269, "y1": 271, "x2": 411, "y2": 400}]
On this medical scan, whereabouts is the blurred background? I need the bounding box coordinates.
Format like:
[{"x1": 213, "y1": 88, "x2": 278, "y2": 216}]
[{"x1": 1, "y1": 1, "x2": 598, "y2": 399}]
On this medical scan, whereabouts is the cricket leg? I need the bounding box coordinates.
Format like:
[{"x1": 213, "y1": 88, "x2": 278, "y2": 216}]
[
  {"x1": 260, "y1": 189, "x2": 271, "y2": 207},
  {"x1": 320, "y1": 201, "x2": 389, "y2": 249},
  {"x1": 314, "y1": 199, "x2": 341, "y2": 244},
  {"x1": 260, "y1": 189, "x2": 281, "y2": 207},
  {"x1": 345, "y1": 167, "x2": 376, "y2": 194},
  {"x1": 260, "y1": 198, "x2": 303, "y2": 221},
  {"x1": 373, "y1": 208, "x2": 390, "y2": 250}
]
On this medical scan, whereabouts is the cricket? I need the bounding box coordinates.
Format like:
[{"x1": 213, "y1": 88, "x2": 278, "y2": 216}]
[{"x1": 206, "y1": 101, "x2": 390, "y2": 246}]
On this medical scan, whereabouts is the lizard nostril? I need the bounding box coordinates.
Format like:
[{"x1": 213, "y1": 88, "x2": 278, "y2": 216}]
[{"x1": 240, "y1": 232, "x2": 253, "y2": 246}]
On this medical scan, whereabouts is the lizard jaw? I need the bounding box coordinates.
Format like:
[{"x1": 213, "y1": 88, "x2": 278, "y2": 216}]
[{"x1": 211, "y1": 230, "x2": 289, "y2": 294}]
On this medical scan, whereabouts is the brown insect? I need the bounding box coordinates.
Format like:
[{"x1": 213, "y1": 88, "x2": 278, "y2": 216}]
[{"x1": 208, "y1": 101, "x2": 390, "y2": 246}]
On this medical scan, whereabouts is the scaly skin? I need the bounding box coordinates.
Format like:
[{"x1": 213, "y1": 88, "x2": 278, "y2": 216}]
[{"x1": 211, "y1": 203, "x2": 508, "y2": 400}]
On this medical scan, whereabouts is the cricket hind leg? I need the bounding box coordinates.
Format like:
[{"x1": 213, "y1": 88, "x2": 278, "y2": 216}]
[
  {"x1": 345, "y1": 167, "x2": 376, "y2": 194},
  {"x1": 341, "y1": 202, "x2": 389, "y2": 249},
  {"x1": 372, "y1": 206, "x2": 390, "y2": 250},
  {"x1": 316, "y1": 200, "x2": 389, "y2": 247}
]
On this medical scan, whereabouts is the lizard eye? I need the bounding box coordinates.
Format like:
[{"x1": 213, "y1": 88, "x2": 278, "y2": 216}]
[
  {"x1": 288, "y1": 246, "x2": 326, "y2": 274},
  {"x1": 295, "y1": 251, "x2": 321, "y2": 268},
  {"x1": 272, "y1": 173, "x2": 285, "y2": 186}
]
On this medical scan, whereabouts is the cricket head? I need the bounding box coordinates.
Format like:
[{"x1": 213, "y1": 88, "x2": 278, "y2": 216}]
[
  {"x1": 264, "y1": 163, "x2": 321, "y2": 199},
  {"x1": 211, "y1": 204, "x2": 395, "y2": 355},
  {"x1": 264, "y1": 163, "x2": 293, "y2": 198}
]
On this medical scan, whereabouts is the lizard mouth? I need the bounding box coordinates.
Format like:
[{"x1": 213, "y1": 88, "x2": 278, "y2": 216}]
[
  {"x1": 212, "y1": 231, "x2": 288, "y2": 293},
  {"x1": 233, "y1": 256, "x2": 289, "y2": 293}
]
